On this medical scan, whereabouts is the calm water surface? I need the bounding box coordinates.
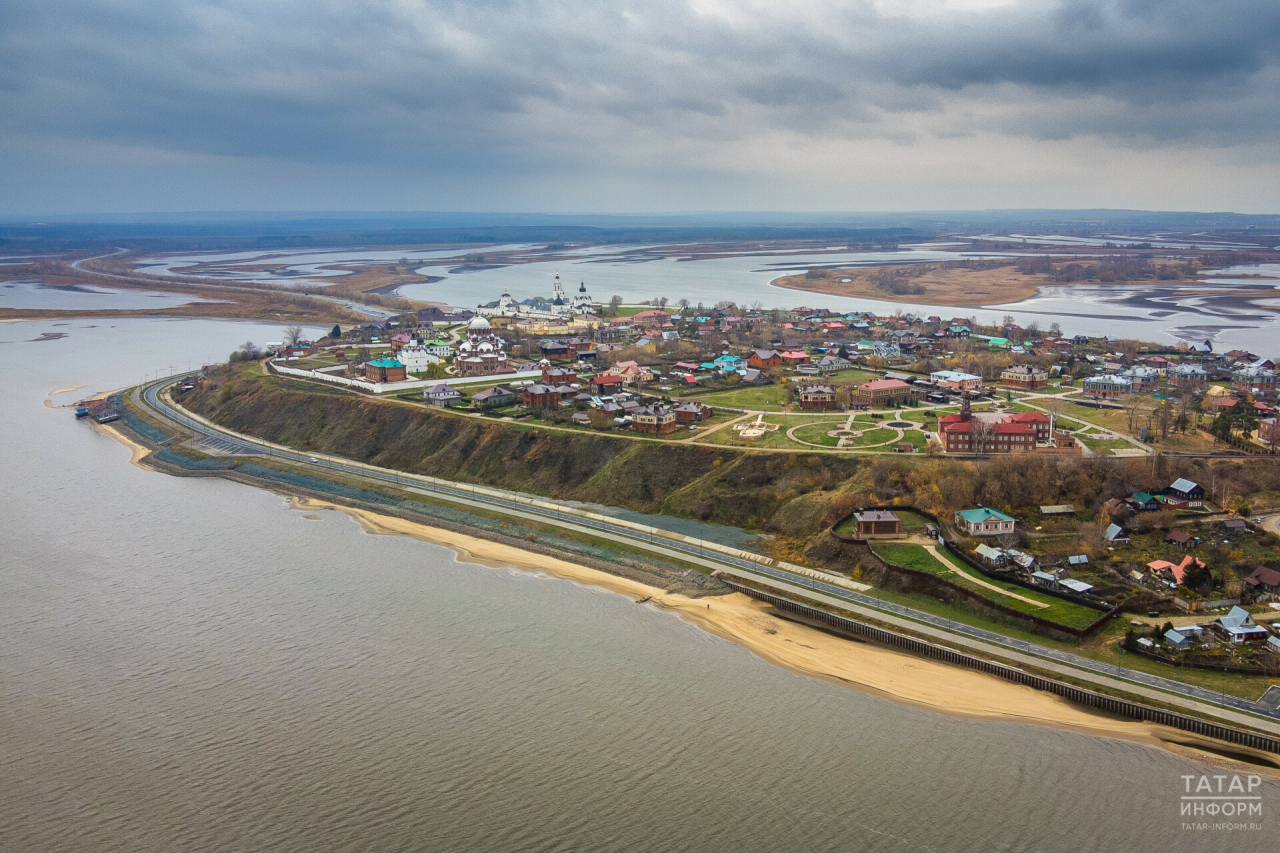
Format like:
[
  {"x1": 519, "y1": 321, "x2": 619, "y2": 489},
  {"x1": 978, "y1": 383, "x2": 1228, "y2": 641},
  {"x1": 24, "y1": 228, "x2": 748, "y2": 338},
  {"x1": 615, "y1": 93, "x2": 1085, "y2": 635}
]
[
  {"x1": 138, "y1": 244, "x2": 1280, "y2": 353},
  {"x1": 1, "y1": 318, "x2": 1274, "y2": 851}
]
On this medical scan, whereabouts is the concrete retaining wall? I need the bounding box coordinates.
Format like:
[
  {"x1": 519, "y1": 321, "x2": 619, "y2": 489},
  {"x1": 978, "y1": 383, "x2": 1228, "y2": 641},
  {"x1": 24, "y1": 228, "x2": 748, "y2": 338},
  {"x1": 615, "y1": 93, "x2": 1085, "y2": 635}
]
[{"x1": 725, "y1": 580, "x2": 1280, "y2": 755}]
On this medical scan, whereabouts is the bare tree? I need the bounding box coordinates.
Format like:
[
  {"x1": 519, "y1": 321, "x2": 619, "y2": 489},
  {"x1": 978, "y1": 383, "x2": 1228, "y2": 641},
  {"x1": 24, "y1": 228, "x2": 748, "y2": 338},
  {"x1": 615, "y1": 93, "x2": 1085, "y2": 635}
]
[
  {"x1": 282, "y1": 324, "x2": 304, "y2": 347},
  {"x1": 1041, "y1": 395, "x2": 1065, "y2": 434},
  {"x1": 655, "y1": 296, "x2": 669, "y2": 310},
  {"x1": 970, "y1": 417, "x2": 998, "y2": 456},
  {"x1": 1157, "y1": 399, "x2": 1173, "y2": 439},
  {"x1": 996, "y1": 531, "x2": 1020, "y2": 552},
  {"x1": 609, "y1": 295, "x2": 623, "y2": 316},
  {"x1": 1122, "y1": 394, "x2": 1152, "y2": 435}
]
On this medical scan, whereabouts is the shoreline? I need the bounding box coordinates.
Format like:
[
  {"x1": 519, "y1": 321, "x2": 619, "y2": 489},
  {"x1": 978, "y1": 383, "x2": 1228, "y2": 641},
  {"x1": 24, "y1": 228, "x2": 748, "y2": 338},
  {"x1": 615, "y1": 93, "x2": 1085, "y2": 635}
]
[
  {"x1": 95, "y1": 420, "x2": 1280, "y2": 772},
  {"x1": 309, "y1": 496, "x2": 1280, "y2": 770},
  {"x1": 770, "y1": 269, "x2": 1048, "y2": 308}
]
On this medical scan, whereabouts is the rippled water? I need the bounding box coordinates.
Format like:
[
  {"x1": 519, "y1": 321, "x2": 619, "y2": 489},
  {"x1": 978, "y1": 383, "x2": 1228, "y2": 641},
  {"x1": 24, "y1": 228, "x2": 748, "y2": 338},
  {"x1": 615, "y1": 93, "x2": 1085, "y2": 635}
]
[{"x1": 1, "y1": 319, "x2": 1274, "y2": 851}]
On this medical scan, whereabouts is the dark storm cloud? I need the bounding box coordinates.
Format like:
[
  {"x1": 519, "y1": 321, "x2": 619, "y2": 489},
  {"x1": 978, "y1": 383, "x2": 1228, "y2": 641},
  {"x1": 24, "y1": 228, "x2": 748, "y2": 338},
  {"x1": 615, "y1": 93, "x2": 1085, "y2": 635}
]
[
  {"x1": 1, "y1": 0, "x2": 1278, "y2": 188},
  {"x1": 877, "y1": 1, "x2": 1280, "y2": 94}
]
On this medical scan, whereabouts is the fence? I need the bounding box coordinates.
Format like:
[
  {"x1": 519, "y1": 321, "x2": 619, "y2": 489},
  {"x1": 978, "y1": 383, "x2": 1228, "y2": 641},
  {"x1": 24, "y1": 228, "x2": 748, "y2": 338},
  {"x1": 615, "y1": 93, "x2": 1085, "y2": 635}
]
[
  {"x1": 828, "y1": 505, "x2": 1113, "y2": 637},
  {"x1": 269, "y1": 360, "x2": 542, "y2": 394},
  {"x1": 1123, "y1": 637, "x2": 1269, "y2": 676},
  {"x1": 725, "y1": 580, "x2": 1280, "y2": 755}
]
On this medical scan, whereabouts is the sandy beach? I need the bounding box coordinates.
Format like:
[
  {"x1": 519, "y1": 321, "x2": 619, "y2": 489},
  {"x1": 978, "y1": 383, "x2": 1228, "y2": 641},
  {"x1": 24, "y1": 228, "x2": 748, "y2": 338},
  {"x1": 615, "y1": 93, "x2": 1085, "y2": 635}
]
[
  {"x1": 95, "y1": 421, "x2": 1280, "y2": 770},
  {"x1": 293, "y1": 495, "x2": 1280, "y2": 769}
]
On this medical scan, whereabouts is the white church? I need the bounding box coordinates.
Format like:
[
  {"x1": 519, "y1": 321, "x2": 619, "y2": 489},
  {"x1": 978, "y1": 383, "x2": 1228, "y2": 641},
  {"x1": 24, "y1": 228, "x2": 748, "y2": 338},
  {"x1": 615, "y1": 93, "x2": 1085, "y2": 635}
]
[{"x1": 479, "y1": 273, "x2": 596, "y2": 320}]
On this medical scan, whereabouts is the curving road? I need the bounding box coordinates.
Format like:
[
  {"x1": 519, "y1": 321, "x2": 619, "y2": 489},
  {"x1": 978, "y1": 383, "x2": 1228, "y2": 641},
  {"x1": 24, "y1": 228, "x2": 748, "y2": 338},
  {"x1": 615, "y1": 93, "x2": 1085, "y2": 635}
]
[{"x1": 136, "y1": 373, "x2": 1280, "y2": 728}]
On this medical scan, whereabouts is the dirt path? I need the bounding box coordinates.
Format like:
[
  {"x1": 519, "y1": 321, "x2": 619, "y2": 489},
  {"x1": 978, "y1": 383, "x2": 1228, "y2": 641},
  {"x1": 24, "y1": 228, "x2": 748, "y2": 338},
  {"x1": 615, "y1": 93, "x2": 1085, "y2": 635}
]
[
  {"x1": 922, "y1": 544, "x2": 1049, "y2": 609},
  {"x1": 673, "y1": 412, "x2": 751, "y2": 443}
]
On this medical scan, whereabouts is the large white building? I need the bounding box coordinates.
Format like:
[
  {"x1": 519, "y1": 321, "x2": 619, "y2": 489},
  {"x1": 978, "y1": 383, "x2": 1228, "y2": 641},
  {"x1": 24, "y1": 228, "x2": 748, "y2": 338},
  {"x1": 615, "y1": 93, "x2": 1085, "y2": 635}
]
[
  {"x1": 397, "y1": 343, "x2": 441, "y2": 374},
  {"x1": 479, "y1": 273, "x2": 596, "y2": 320}
]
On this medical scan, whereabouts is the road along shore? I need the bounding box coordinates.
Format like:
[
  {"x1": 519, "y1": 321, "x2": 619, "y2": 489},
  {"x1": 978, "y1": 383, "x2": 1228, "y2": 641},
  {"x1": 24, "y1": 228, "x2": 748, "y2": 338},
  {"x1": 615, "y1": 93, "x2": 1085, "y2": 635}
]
[{"x1": 95, "y1": 414, "x2": 1280, "y2": 772}]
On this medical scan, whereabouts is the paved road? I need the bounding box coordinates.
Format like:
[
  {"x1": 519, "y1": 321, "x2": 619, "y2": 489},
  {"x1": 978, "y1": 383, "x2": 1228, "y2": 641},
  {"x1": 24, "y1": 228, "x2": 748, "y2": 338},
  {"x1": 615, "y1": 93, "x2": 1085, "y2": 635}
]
[{"x1": 137, "y1": 374, "x2": 1280, "y2": 725}]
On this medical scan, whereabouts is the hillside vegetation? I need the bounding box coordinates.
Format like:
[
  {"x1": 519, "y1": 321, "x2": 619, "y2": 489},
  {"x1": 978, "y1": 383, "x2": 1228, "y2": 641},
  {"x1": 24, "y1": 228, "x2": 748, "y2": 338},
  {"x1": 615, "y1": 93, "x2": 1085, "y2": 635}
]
[
  {"x1": 184, "y1": 367, "x2": 862, "y2": 533},
  {"x1": 185, "y1": 365, "x2": 1280, "y2": 550}
]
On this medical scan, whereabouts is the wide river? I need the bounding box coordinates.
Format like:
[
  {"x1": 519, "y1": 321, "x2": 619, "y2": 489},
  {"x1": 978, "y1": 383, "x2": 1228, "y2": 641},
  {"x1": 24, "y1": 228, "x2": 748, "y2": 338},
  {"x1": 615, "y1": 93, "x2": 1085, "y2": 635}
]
[
  {"x1": 140, "y1": 244, "x2": 1280, "y2": 354},
  {"x1": 2, "y1": 317, "x2": 1274, "y2": 851}
]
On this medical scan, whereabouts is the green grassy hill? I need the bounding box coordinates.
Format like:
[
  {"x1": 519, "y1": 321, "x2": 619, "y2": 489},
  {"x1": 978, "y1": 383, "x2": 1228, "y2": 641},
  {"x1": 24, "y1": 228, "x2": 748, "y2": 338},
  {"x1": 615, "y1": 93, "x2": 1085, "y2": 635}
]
[{"x1": 185, "y1": 366, "x2": 863, "y2": 533}]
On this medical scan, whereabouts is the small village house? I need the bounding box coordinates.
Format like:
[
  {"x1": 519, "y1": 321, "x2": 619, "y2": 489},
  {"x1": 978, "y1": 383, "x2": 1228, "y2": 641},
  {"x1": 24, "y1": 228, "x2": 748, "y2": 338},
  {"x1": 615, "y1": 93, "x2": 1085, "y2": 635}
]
[
  {"x1": 954, "y1": 507, "x2": 1017, "y2": 536},
  {"x1": 633, "y1": 404, "x2": 679, "y2": 435},
  {"x1": 851, "y1": 510, "x2": 900, "y2": 536},
  {"x1": 1165, "y1": 478, "x2": 1205, "y2": 508},
  {"x1": 797, "y1": 384, "x2": 836, "y2": 410},
  {"x1": 423, "y1": 384, "x2": 463, "y2": 406},
  {"x1": 471, "y1": 385, "x2": 516, "y2": 408},
  {"x1": 1210, "y1": 606, "x2": 1269, "y2": 644},
  {"x1": 930, "y1": 370, "x2": 983, "y2": 393},
  {"x1": 674, "y1": 402, "x2": 713, "y2": 423},
  {"x1": 523, "y1": 384, "x2": 573, "y2": 409},
  {"x1": 748, "y1": 349, "x2": 785, "y2": 369}
]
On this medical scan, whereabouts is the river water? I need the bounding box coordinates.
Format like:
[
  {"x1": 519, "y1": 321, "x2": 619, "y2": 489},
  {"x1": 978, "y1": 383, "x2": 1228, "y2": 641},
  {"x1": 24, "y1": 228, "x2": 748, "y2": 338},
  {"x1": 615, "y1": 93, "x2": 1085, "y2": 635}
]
[
  {"x1": 135, "y1": 244, "x2": 1280, "y2": 354},
  {"x1": 1, "y1": 318, "x2": 1275, "y2": 851}
]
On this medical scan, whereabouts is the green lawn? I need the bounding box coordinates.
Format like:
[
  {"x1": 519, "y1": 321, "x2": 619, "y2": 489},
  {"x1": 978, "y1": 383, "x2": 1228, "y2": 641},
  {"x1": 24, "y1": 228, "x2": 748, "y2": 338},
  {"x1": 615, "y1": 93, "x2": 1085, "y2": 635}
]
[
  {"x1": 791, "y1": 422, "x2": 893, "y2": 447},
  {"x1": 833, "y1": 508, "x2": 933, "y2": 537},
  {"x1": 827, "y1": 367, "x2": 882, "y2": 385},
  {"x1": 686, "y1": 383, "x2": 790, "y2": 411},
  {"x1": 1054, "y1": 400, "x2": 1135, "y2": 434},
  {"x1": 701, "y1": 418, "x2": 798, "y2": 448},
  {"x1": 1081, "y1": 437, "x2": 1136, "y2": 453},
  {"x1": 873, "y1": 543, "x2": 1105, "y2": 629}
]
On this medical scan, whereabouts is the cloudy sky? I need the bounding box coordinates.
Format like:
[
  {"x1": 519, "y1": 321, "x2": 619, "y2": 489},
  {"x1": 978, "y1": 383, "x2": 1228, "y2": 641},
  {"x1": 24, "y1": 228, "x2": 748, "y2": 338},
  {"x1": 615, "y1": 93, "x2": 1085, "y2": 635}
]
[{"x1": 3, "y1": 0, "x2": 1279, "y2": 215}]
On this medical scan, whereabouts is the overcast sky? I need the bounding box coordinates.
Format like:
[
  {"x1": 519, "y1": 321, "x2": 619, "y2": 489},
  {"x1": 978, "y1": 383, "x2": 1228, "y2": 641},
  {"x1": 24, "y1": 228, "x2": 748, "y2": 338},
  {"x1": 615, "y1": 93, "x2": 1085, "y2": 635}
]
[{"x1": 3, "y1": 0, "x2": 1279, "y2": 215}]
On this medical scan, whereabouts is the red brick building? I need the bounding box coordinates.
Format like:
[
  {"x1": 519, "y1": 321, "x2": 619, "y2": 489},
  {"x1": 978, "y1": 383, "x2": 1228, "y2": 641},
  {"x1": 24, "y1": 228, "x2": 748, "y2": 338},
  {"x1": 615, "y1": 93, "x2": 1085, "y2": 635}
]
[
  {"x1": 797, "y1": 384, "x2": 836, "y2": 410},
  {"x1": 590, "y1": 375, "x2": 626, "y2": 395},
  {"x1": 999, "y1": 364, "x2": 1048, "y2": 390},
  {"x1": 633, "y1": 404, "x2": 679, "y2": 434},
  {"x1": 938, "y1": 399, "x2": 1038, "y2": 454},
  {"x1": 1004, "y1": 411, "x2": 1052, "y2": 441},
  {"x1": 522, "y1": 384, "x2": 573, "y2": 409},
  {"x1": 542, "y1": 367, "x2": 578, "y2": 385},
  {"x1": 674, "y1": 402, "x2": 714, "y2": 423},
  {"x1": 853, "y1": 378, "x2": 918, "y2": 407},
  {"x1": 1260, "y1": 417, "x2": 1280, "y2": 446},
  {"x1": 365, "y1": 357, "x2": 407, "y2": 383},
  {"x1": 748, "y1": 349, "x2": 784, "y2": 369}
]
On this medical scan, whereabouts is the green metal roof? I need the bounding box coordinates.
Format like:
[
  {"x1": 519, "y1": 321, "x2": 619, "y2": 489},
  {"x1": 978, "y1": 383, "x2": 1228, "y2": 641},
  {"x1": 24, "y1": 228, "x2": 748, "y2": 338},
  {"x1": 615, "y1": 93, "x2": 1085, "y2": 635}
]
[{"x1": 956, "y1": 507, "x2": 1015, "y2": 523}]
